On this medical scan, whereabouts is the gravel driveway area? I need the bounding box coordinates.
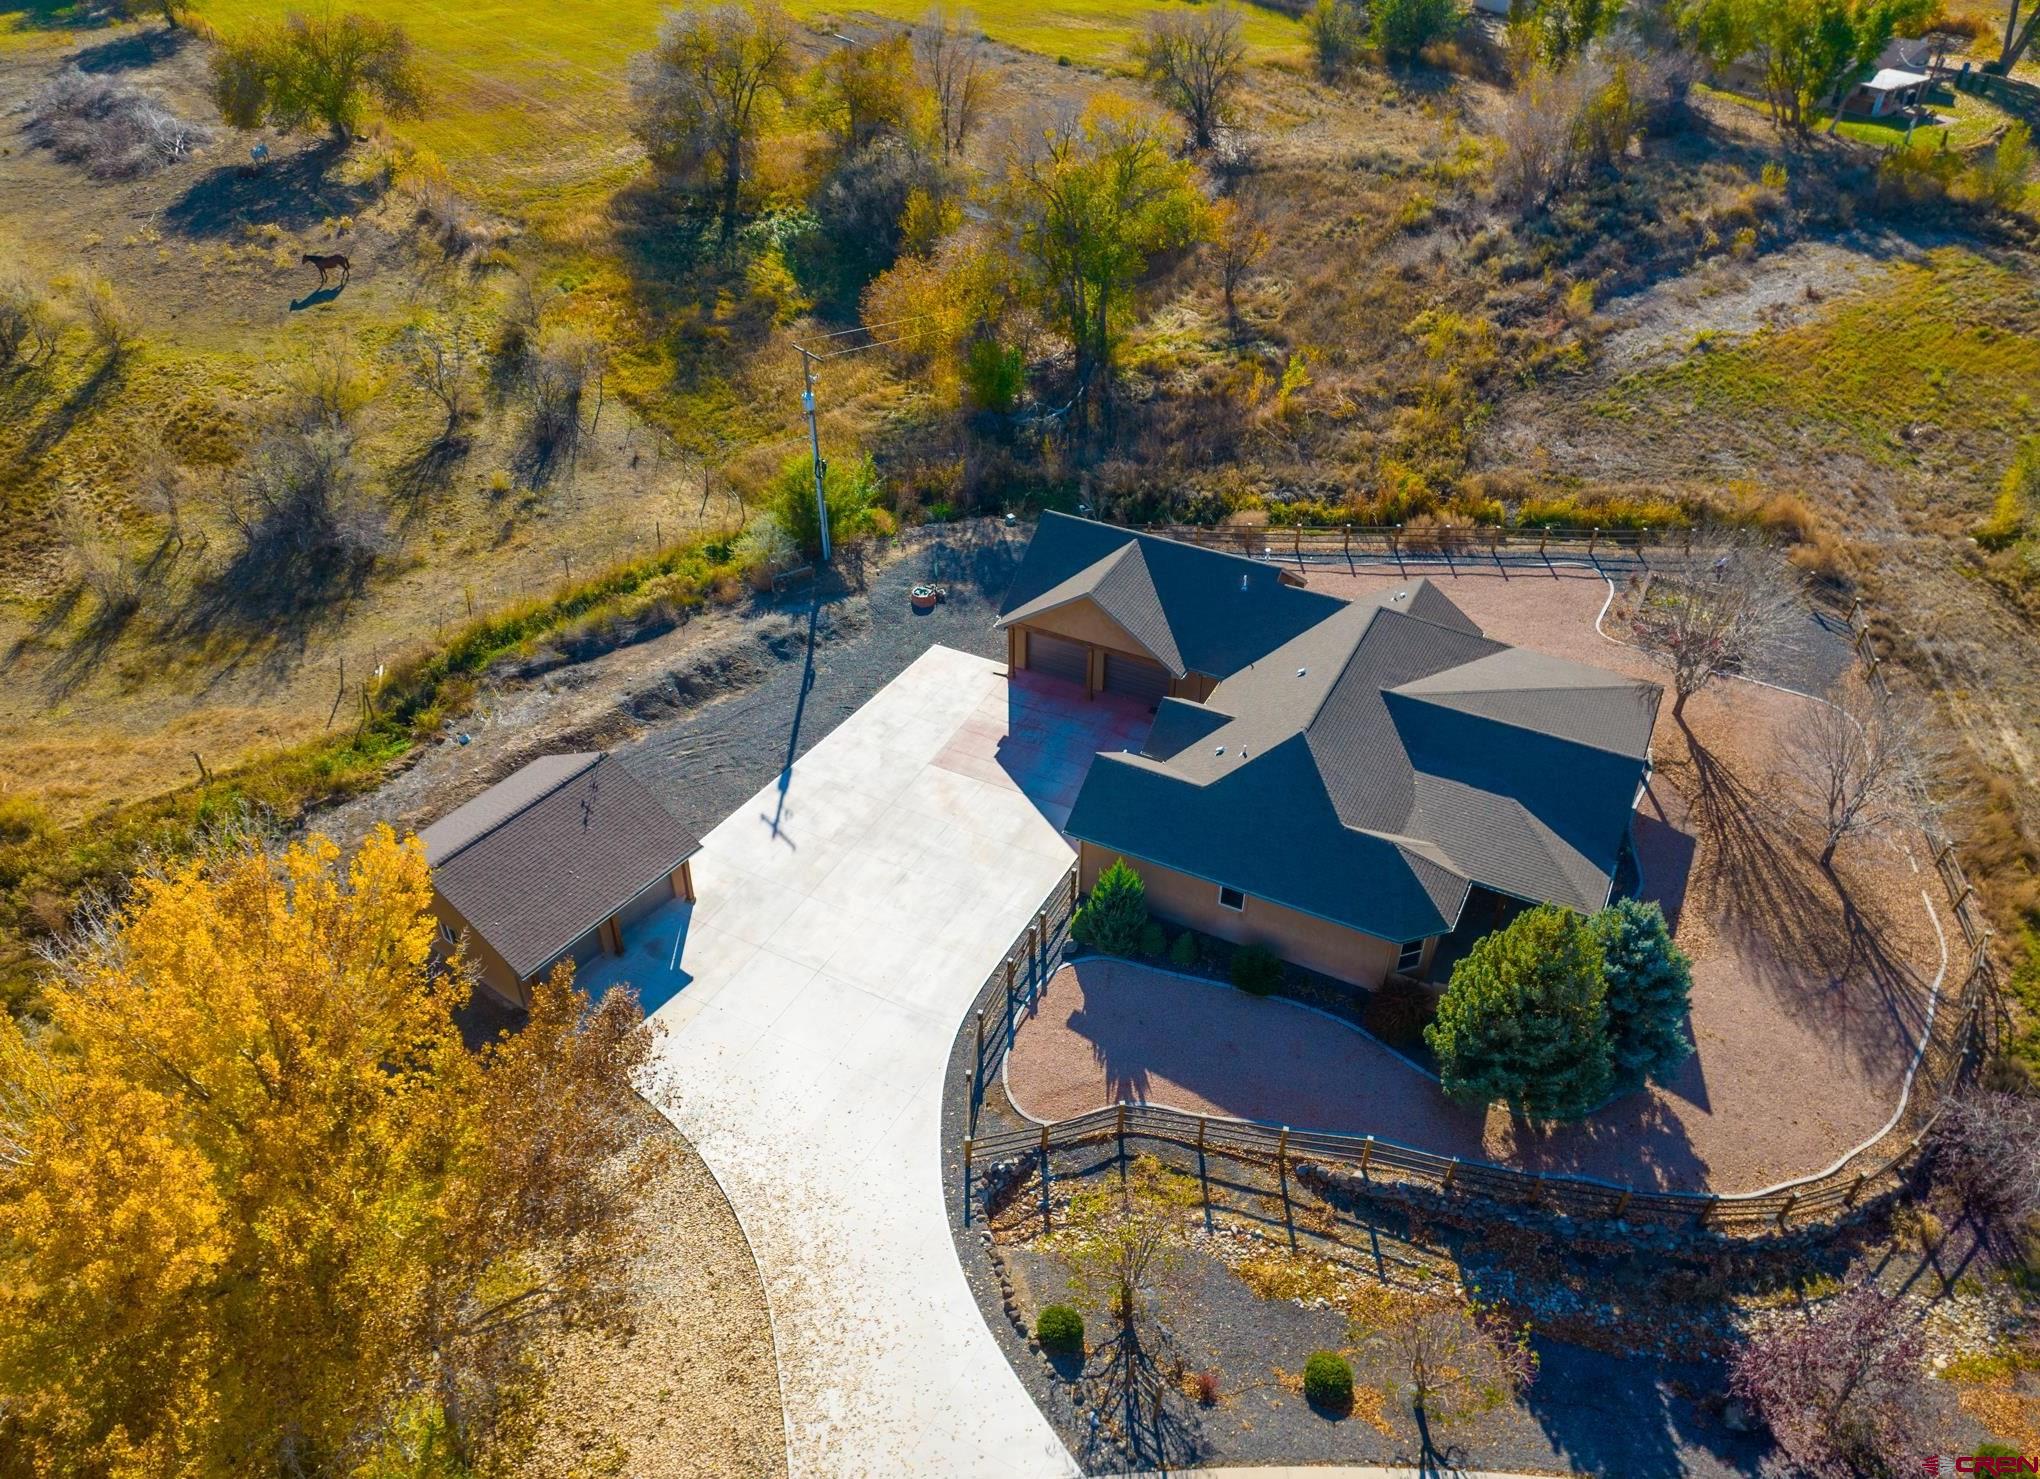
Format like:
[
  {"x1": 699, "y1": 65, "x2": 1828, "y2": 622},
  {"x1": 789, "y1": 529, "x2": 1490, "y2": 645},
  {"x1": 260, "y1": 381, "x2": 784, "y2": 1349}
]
[
  {"x1": 1006, "y1": 566, "x2": 1948, "y2": 1194},
  {"x1": 533, "y1": 1109, "x2": 787, "y2": 1478}
]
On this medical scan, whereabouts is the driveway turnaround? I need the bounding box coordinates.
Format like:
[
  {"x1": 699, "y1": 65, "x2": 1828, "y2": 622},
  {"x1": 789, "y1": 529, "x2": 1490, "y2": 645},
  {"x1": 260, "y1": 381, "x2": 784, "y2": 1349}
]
[{"x1": 580, "y1": 647, "x2": 1148, "y2": 1479}]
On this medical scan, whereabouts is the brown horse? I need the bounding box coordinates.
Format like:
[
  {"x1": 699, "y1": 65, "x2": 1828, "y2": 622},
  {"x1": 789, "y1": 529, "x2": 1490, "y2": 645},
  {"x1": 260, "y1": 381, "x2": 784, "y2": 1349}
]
[{"x1": 302, "y1": 252, "x2": 351, "y2": 287}]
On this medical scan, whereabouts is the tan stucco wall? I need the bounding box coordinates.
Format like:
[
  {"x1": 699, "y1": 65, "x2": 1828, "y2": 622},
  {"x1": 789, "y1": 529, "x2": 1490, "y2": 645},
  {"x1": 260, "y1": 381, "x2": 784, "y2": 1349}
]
[
  {"x1": 428, "y1": 895, "x2": 530, "y2": 1009},
  {"x1": 1079, "y1": 842, "x2": 1403, "y2": 989},
  {"x1": 1019, "y1": 600, "x2": 1155, "y2": 662}
]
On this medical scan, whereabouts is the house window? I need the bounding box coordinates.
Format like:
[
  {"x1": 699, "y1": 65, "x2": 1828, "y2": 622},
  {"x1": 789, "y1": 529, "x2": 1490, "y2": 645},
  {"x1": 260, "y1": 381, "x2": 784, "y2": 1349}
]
[
  {"x1": 1395, "y1": 940, "x2": 1425, "y2": 973},
  {"x1": 1217, "y1": 885, "x2": 1246, "y2": 912},
  {"x1": 438, "y1": 921, "x2": 458, "y2": 948}
]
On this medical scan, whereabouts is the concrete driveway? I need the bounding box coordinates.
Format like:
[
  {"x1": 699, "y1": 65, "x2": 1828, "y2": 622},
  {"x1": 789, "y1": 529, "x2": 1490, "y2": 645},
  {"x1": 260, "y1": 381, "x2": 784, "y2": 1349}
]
[{"x1": 580, "y1": 646, "x2": 1148, "y2": 1478}]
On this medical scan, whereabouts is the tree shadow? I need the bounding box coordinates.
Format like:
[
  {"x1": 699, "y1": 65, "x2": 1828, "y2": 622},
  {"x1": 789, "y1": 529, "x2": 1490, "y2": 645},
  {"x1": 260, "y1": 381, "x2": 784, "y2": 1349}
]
[
  {"x1": 1074, "y1": 1319, "x2": 1208, "y2": 1474},
  {"x1": 1684, "y1": 731, "x2": 1934, "y2": 1080},
  {"x1": 170, "y1": 538, "x2": 376, "y2": 682},
  {"x1": 70, "y1": 24, "x2": 188, "y2": 70},
  {"x1": 16, "y1": 353, "x2": 126, "y2": 472},
  {"x1": 162, "y1": 138, "x2": 375, "y2": 239},
  {"x1": 33, "y1": 533, "x2": 186, "y2": 700},
  {"x1": 1519, "y1": 1338, "x2": 1768, "y2": 1479},
  {"x1": 388, "y1": 432, "x2": 472, "y2": 523}
]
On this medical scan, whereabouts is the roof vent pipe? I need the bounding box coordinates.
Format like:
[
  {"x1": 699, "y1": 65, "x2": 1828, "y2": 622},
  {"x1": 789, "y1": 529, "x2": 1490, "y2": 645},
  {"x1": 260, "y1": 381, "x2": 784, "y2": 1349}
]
[{"x1": 1240, "y1": 572, "x2": 1249, "y2": 593}]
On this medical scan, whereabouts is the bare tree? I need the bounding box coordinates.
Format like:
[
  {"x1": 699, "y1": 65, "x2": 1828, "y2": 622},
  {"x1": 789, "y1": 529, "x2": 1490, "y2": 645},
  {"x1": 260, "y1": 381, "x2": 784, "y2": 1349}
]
[
  {"x1": 1210, "y1": 193, "x2": 1268, "y2": 337},
  {"x1": 1132, "y1": 3, "x2": 1246, "y2": 153},
  {"x1": 1628, "y1": 536, "x2": 1799, "y2": 721},
  {"x1": 1728, "y1": 1286, "x2": 1925, "y2": 1478},
  {"x1": 629, "y1": 0, "x2": 799, "y2": 244},
  {"x1": 917, "y1": 6, "x2": 993, "y2": 160},
  {"x1": 1351, "y1": 1288, "x2": 1537, "y2": 1429},
  {"x1": 1788, "y1": 681, "x2": 1929, "y2": 870},
  {"x1": 0, "y1": 275, "x2": 60, "y2": 374},
  {"x1": 1304, "y1": 0, "x2": 1365, "y2": 78},
  {"x1": 1931, "y1": 1092, "x2": 2040, "y2": 1223},
  {"x1": 1056, "y1": 1154, "x2": 1200, "y2": 1324},
  {"x1": 401, "y1": 315, "x2": 477, "y2": 443},
  {"x1": 74, "y1": 269, "x2": 139, "y2": 363}
]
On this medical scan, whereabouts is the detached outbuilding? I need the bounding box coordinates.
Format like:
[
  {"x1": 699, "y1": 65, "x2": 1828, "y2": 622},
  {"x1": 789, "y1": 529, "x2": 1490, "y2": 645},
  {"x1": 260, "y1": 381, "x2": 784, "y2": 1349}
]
[
  {"x1": 420, "y1": 751, "x2": 699, "y2": 1008},
  {"x1": 1843, "y1": 67, "x2": 1931, "y2": 118}
]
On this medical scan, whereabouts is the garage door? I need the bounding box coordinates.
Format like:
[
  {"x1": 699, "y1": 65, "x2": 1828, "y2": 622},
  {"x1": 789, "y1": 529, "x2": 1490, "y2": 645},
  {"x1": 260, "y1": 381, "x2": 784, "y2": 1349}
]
[
  {"x1": 1104, "y1": 652, "x2": 1169, "y2": 706},
  {"x1": 1025, "y1": 630, "x2": 1088, "y2": 686}
]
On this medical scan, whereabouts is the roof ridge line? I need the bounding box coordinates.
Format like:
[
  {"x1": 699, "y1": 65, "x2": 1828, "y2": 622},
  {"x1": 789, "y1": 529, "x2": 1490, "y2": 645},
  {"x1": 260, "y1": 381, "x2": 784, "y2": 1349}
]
[
  {"x1": 433, "y1": 752, "x2": 605, "y2": 869},
  {"x1": 1388, "y1": 687, "x2": 1649, "y2": 761}
]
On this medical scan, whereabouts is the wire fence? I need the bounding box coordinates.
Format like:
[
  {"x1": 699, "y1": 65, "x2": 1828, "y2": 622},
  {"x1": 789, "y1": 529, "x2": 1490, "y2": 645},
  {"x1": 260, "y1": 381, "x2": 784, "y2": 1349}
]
[{"x1": 958, "y1": 582, "x2": 1994, "y2": 1240}]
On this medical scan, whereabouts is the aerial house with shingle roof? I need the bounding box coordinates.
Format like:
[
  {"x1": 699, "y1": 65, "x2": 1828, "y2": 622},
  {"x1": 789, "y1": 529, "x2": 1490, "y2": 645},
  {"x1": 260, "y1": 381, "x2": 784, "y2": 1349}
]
[
  {"x1": 999, "y1": 514, "x2": 1662, "y2": 988},
  {"x1": 419, "y1": 751, "x2": 700, "y2": 1009}
]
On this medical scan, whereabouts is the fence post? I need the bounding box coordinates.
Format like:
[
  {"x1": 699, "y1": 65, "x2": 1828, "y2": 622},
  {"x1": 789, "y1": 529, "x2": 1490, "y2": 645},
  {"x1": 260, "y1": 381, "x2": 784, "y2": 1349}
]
[
  {"x1": 1359, "y1": 1136, "x2": 1374, "y2": 1175},
  {"x1": 1391, "y1": 523, "x2": 1401, "y2": 557},
  {"x1": 1614, "y1": 1188, "x2": 1632, "y2": 1219},
  {"x1": 1342, "y1": 524, "x2": 1351, "y2": 558},
  {"x1": 1277, "y1": 1125, "x2": 1290, "y2": 1176},
  {"x1": 1116, "y1": 1099, "x2": 1128, "y2": 1159},
  {"x1": 1038, "y1": 909, "x2": 1049, "y2": 957},
  {"x1": 1441, "y1": 1158, "x2": 1458, "y2": 1192},
  {"x1": 1845, "y1": 1171, "x2": 1868, "y2": 1207},
  {"x1": 1197, "y1": 1115, "x2": 1207, "y2": 1153},
  {"x1": 1005, "y1": 956, "x2": 1016, "y2": 1011},
  {"x1": 1538, "y1": 528, "x2": 1548, "y2": 557},
  {"x1": 1039, "y1": 1121, "x2": 1053, "y2": 1229},
  {"x1": 1294, "y1": 526, "x2": 1302, "y2": 561},
  {"x1": 964, "y1": 1136, "x2": 973, "y2": 1181},
  {"x1": 1777, "y1": 1192, "x2": 1797, "y2": 1230},
  {"x1": 975, "y1": 1010, "x2": 985, "y2": 1066},
  {"x1": 1488, "y1": 524, "x2": 1499, "y2": 556},
  {"x1": 1589, "y1": 526, "x2": 1599, "y2": 557},
  {"x1": 1640, "y1": 527, "x2": 1651, "y2": 567}
]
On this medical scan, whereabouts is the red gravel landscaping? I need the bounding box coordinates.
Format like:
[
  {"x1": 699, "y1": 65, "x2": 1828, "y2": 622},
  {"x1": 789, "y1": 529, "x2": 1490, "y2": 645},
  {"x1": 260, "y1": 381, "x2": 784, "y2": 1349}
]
[{"x1": 1003, "y1": 566, "x2": 1949, "y2": 1195}]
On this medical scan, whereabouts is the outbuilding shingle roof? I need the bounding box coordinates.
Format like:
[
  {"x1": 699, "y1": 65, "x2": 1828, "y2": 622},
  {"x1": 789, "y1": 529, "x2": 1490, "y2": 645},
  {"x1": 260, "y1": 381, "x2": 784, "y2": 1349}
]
[
  {"x1": 421, "y1": 752, "x2": 699, "y2": 981},
  {"x1": 1048, "y1": 544, "x2": 1662, "y2": 944}
]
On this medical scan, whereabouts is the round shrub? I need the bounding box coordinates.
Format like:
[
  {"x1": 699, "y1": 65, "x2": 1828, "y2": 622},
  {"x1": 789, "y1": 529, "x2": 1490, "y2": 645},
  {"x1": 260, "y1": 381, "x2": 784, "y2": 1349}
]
[
  {"x1": 1138, "y1": 920, "x2": 1168, "y2": 957},
  {"x1": 1230, "y1": 943, "x2": 1283, "y2": 996},
  {"x1": 1168, "y1": 930, "x2": 1200, "y2": 970},
  {"x1": 1036, "y1": 1303, "x2": 1084, "y2": 1352},
  {"x1": 1302, "y1": 1350, "x2": 1354, "y2": 1410}
]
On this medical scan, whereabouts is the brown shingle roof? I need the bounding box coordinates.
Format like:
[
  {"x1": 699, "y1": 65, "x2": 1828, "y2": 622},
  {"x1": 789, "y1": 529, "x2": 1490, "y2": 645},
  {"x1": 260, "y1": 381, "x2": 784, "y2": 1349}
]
[{"x1": 421, "y1": 753, "x2": 700, "y2": 981}]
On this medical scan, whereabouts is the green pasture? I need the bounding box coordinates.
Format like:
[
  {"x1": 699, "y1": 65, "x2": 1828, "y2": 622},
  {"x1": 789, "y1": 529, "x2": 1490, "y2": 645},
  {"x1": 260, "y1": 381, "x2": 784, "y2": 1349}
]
[
  {"x1": 5, "y1": 0, "x2": 1304, "y2": 206},
  {"x1": 1596, "y1": 247, "x2": 2040, "y2": 464}
]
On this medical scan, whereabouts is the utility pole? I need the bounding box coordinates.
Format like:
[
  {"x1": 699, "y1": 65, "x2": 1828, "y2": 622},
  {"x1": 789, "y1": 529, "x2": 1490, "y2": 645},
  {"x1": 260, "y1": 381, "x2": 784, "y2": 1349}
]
[
  {"x1": 797, "y1": 345, "x2": 830, "y2": 564},
  {"x1": 790, "y1": 315, "x2": 938, "y2": 568}
]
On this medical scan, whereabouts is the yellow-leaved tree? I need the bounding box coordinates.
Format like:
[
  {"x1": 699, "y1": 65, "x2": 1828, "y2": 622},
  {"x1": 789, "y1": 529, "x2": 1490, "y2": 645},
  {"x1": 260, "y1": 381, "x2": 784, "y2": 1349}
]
[{"x1": 0, "y1": 827, "x2": 670, "y2": 1478}]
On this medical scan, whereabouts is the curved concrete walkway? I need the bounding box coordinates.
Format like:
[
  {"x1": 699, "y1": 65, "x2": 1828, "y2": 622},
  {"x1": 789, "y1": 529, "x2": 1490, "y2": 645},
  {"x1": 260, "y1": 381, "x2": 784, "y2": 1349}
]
[{"x1": 583, "y1": 649, "x2": 1146, "y2": 1478}]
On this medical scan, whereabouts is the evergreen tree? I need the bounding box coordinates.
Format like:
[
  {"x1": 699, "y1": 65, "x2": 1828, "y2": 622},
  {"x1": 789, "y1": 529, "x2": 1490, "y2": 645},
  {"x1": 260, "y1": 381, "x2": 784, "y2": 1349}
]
[
  {"x1": 1073, "y1": 859, "x2": 1149, "y2": 955},
  {"x1": 1596, "y1": 897, "x2": 1693, "y2": 1086},
  {"x1": 1425, "y1": 905, "x2": 1612, "y2": 1120}
]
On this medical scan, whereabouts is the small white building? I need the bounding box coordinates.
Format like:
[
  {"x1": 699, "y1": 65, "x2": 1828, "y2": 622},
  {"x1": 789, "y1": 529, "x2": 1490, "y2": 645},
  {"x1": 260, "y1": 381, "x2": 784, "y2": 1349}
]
[{"x1": 1843, "y1": 67, "x2": 1931, "y2": 118}]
